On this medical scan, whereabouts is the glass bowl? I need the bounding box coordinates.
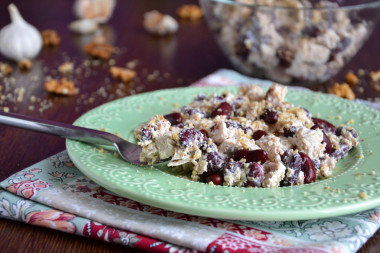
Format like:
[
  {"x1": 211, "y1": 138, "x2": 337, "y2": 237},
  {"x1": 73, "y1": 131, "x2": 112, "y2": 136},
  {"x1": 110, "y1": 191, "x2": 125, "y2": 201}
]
[{"x1": 200, "y1": 0, "x2": 380, "y2": 85}]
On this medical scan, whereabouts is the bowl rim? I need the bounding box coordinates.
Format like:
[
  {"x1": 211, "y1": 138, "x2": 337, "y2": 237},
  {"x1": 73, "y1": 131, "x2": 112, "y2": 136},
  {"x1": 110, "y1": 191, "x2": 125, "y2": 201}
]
[{"x1": 202, "y1": 0, "x2": 380, "y2": 11}]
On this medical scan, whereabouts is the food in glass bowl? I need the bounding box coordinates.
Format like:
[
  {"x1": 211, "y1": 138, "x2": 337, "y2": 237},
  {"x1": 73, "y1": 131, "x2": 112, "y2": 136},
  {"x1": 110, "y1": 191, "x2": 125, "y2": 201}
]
[
  {"x1": 134, "y1": 84, "x2": 359, "y2": 188},
  {"x1": 200, "y1": 0, "x2": 380, "y2": 84}
]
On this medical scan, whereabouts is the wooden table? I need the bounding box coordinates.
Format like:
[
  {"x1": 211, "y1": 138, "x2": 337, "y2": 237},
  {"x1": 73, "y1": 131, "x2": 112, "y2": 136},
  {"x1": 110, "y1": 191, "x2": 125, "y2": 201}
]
[{"x1": 0, "y1": 0, "x2": 379, "y2": 252}]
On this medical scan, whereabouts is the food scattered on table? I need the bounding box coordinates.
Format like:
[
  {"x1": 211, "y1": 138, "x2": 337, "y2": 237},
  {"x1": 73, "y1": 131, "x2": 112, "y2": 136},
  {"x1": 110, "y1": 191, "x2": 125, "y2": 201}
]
[
  {"x1": 135, "y1": 83, "x2": 359, "y2": 188},
  {"x1": 109, "y1": 66, "x2": 136, "y2": 83},
  {"x1": 143, "y1": 10, "x2": 179, "y2": 35},
  {"x1": 58, "y1": 62, "x2": 74, "y2": 75},
  {"x1": 208, "y1": 0, "x2": 370, "y2": 84},
  {"x1": 84, "y1": 40, "x2": 114, "y2": 60},
  {"x1": 41, "y1": 30, "x2": 61, "y2": 47},
  {"x1": 345, "y1": 71, "x2": 359, "y2": 86},
  {"x1": 125, "y1": 59, "x2": 139, "y2": 69},
  {"x1": 18, "y1": 59, "x2": 33, "y2": 71},
  {"x1": 44, "y1": 78, "x2": 78, "y2": 96},
  {"x1": 0, "y1": 63, "x2": 13, "y2": 76},
  {"x1": 177, "y1": 4, "x2": 203, "y2": 21},
  {"x1": 0, "y1": 4, "x2": 42, "y2": 61},
  {"x1": 328, "y1": 82, "x2": 355, "y2": 100},
  {"x1": 370, "y1": 69, "x2": 380, "y2": 82}
]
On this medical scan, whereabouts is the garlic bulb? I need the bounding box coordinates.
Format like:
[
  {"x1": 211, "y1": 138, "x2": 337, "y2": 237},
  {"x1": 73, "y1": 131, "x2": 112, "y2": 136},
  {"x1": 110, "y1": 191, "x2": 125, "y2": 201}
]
[
  {"x1": 73, "y1": 0, "x2": 116, "y2": 24},
  {"x1": 0, "y1": 4, "x2": 42, "y2": 61}
]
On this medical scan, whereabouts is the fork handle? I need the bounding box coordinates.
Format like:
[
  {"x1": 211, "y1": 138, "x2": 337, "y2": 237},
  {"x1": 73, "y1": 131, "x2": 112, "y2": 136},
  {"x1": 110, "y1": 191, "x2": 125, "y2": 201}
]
[{"x1": 0, "y1": 111, "x2": 119, "y2": 146}]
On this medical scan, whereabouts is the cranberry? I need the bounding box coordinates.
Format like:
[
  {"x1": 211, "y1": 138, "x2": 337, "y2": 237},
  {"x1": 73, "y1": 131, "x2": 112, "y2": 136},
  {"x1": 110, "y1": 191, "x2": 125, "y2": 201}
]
[
  {"x1": 302, "y1": 25, "x2": 321, "y2": 37},
  {"x1": 253, "y1": 130, "x2": 268, "y2": 140},
  {"x1": 245, "y1": 162, "x2": 265, "y2": 187},
  {"x1": 179, "y1": 128, "x2": 203, "y2": 148},
  {"x1": 312, "y1": 117, "x2": 336, "y2": 133},
  {"x1": 330, "y1": 143, "x2": 350, "y2": 159},
  {"x1": 329, "y1": 37, "x2": 351, "y2": 61},
  {"x1": 299, "y1": 152, "x2": 316, "y2": 184},
  {"x1": 280, "y1": 150, "x2": 290, "y2": 164},
  {"x1": 181, "y1": 107, "x2": 206, "y2": 117},
  {"x1": 226, "y1": 121, "x2": 253, "y2": 136},
  {"x1": 261, "y1": 109, "x2": 278, "y2": 124},
  {"x1": 312, "y1": 125, "x2": 333, "y2": 154},
  {"x1": 276, "y1": 46, "x2": 294, "y2": 68},
  {"x1": 322, "y1": 131, "x2": 333, "y2": 154},
  {"x1": 335, "y1": 126, "x2": 343, "y2": 136},
  {"x1": 332, "y1": 37, "x2": 351, "y2": 55},
  {"x1": 200, "y1": 129, "x2": 209, "y2": 139},
  {"x1": 281, "y1": 153, "x2": 302, "y2": 186},
  {"x1": 234, "y1": 149, "x2": 268, "y2": 164},
  {"x1": 281, "y1": 152, "x2": 315, "y2": 185},
  {"x1": 283, "y1": 126, "x2": 296, "y2": 137},
  {"x1": 211, "y1": 102, "x2": 233, "y2": 118},
  {"x1": 206, "y1": 152, "x2": 223, "y2": 173},
  {"x1": 139, "y1": 127, "x2": 153, "y2": 141},
  {"x1": 223, "y1": 160, "x2": 244, "y2": 173},
  {"x1": 194, "y1": 94, "x2": 206, "y2": 101},
  {"x1": 206, "y1": 173, "x2": 223, "y2": 185},
  {"x1": 244, "y1": 126, "x2": 254, "y2": 136},
  {"x1": 234, "y1": 33, "x2": 252, "y2": 60},
  {"x1": 225, "y1": 121, "x2": 242, "y2": 129},
  {"x1": 335, "y1": 126, "x2": 358, "y2": 139},
  {"x1": 164, "y1": 112, "x2": 182, "y2": 125}
]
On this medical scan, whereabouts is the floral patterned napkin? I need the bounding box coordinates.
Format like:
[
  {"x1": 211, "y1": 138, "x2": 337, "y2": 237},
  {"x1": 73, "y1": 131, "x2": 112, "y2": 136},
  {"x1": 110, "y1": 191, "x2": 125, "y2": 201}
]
[{"x1": 1, "y1": 69, "x2": 379, "y2": 253}]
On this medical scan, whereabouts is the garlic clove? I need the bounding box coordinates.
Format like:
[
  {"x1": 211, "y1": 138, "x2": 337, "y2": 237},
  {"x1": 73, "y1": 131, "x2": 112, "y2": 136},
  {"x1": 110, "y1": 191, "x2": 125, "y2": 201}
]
[
  {"x1": 143, "y1": 10, "x2": 179, "y2": 36},
  {"x1": 73, "y1": 0, "x2": 116, "y2": 24},
  {"x1": 69, "y1": 19, "x2": 99, "y2": 34},
  {"x1": 0, "y1": 4, "x2": 42, "y2": 61}
]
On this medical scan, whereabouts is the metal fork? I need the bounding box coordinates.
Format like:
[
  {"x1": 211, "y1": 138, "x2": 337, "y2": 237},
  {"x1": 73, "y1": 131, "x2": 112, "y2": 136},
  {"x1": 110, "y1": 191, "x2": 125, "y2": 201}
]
[{"x1": 0, "y1": 112, "x2": 142, "y2": 165}]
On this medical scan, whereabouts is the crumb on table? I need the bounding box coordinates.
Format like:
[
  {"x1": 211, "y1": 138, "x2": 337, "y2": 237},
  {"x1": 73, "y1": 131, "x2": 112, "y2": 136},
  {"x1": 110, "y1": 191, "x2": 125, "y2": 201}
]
[
  {"x1": 58, "y1": 62, "x2": 74, "y2": 75},
  {"x1": 328, "y1": 82, "x2": 355, "y2": 100},
  {"x1": 345, "y1": 71, "x2": 359, "y2": 86},
  {"x1": 0, "y1": 63, "x2": 13, "y2": 76},
  {"x1": 177, "y1": 5, "x2": 203, "y2": 20},
  {"x1": 84, "y1": 41, "x2": 114, "y2": 60},
  {"x1": 18, "y1": 59, "x2": 33, "y2": 71},
  {"x1": 109, "y1": 66, "x2": 136, "y2": 83},
  {"x1": 41, "y1": 29, "x2": 61, "y2": 47},
  {"x1": 370, "y1": 69, "x2": 380, "y2": 82},
  {"x1": 44, "y1": 78, "x2": 78, "y2": 96}
]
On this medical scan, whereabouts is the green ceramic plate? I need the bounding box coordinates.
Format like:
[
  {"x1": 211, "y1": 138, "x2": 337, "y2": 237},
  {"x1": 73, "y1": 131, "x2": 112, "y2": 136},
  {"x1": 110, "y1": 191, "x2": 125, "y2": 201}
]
[{"x1": 66, "y1": 86, "x2": 380, "y2": 221}]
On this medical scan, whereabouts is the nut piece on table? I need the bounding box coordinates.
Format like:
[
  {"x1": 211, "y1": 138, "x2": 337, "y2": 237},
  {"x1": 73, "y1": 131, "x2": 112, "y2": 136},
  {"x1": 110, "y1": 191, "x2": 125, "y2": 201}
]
[
  {"x1": 18, "y1": 59, "x2": 32, "y2": 71},
  {"x1": 109, "y1": 66, "x2": 136, "y2": 83},
  {"x1": 45, "y1": 78, "x2": 78, "y2": 96},
  {"x1": 58, "y1": 62, "x2": 74, "y2": 75},
  {"x1": 177, "y1": 5, "x2": 203, "y2": 21},
  {"x1": 143, "y1": 10, "x2": 178, "y2": 36},
  {"x1": 84, "y1": 41, "x2": 114, "y2": 60},
  {"x1": 328, "y1": 82, "x2": 355, "y2": 100},
  {"x1": 370, "y1": 69, "x2": 380, "y2": 82},
  {"x1": 345, "y1": 71, "x2": 359, "y2": 86},
  {"x1": 41, "y1": 30, "x2": 61, "y2": 47},
  {"x1": 0, "y1": 63, "x2": 13, "y2": 76}
]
